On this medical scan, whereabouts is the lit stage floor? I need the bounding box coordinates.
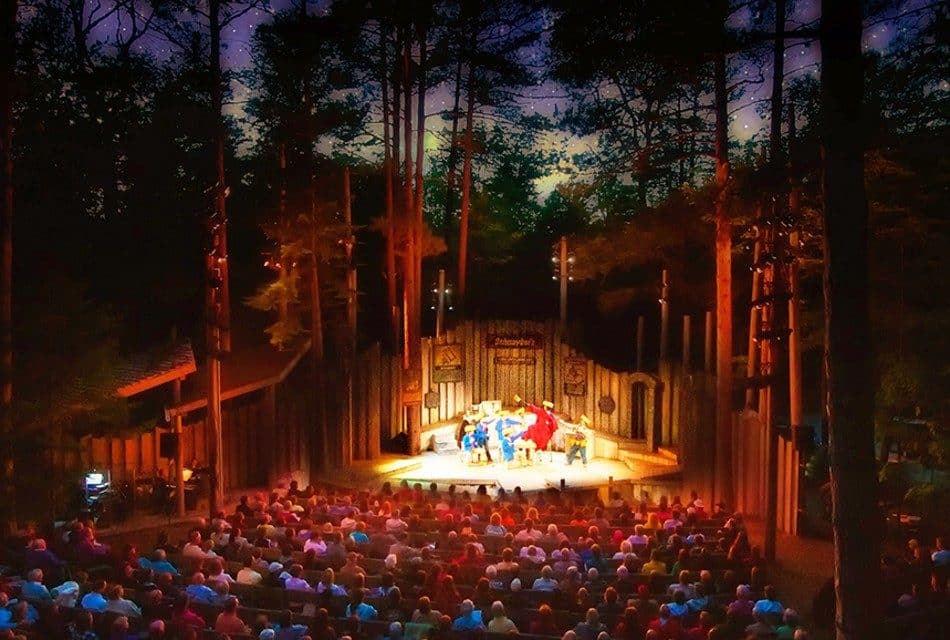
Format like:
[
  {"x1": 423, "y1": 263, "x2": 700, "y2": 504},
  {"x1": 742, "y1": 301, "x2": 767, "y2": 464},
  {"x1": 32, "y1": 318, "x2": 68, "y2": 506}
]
[{"x1": 375, "y1": 452, "x2": 660, "y2": 493}]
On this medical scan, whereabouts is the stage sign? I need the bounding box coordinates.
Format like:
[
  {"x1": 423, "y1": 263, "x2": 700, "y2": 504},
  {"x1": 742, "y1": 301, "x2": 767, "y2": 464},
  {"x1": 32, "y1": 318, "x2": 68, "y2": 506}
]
[
  {"x1": 563, "y1": 358, "x2": 588, "y2": 396},
  {"x1": 486, "y1": 333, "x2": 544, "y2": 350},
  {"x1": 495, "y1": 355, "x2": 536, "y2": 365},
  {"x1": 432, "y1": 343, "x2": 464, "y2": 383}
]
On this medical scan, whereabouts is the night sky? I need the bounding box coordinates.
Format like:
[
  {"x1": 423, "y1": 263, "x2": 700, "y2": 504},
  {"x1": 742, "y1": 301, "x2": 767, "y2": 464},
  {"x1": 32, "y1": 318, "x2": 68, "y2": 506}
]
[{"x1": 100, "y1": 0, "x2": 909, "y2": 193}]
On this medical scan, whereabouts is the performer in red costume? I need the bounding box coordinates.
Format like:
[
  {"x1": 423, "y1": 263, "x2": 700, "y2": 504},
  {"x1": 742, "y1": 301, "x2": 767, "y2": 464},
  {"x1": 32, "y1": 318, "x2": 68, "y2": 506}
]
[{"x1": 516, "y1": 395, "x2": 556, "y2": 450}]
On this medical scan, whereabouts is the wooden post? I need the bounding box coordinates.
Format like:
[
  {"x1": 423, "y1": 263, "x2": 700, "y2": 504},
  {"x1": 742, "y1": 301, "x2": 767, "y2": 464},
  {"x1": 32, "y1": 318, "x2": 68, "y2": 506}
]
[
  {"x1": 636, "y1": 316, "x2": 645, "y2": 371},
  {"x1": 746, "y1": 234, "x2": 762, "y2": 408},
  {"x1": 436, "y1": 268, "x2": 446, "y2": 342},
  {"x1": 172, "y1": 347, "x2": 185, "y2": 518},
  {"x1": 704, "y1": 310, "x2": 713, "y2": 374},
  {"x1": 682, "y1": 315, "x2": 691, "y2": 374},
  {"x1": 559, "y1": 236, "x2": 568, "y2": 336},
  {"x1": 659, "y1": 269, "x2": 669, "y2": 362}
]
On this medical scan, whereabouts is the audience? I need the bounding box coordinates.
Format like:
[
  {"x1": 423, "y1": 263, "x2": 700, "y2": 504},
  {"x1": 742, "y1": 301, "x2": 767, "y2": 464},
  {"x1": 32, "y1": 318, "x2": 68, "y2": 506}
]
[{"x1": 10, "y1": 480, "x2": 942, "y2": 640}]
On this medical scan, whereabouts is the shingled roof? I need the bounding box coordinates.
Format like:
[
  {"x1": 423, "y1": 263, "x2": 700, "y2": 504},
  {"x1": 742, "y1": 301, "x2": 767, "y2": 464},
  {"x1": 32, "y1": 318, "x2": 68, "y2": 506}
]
[
  {"x1": 114, "y1": 340, "x2": 197, "y2": 398},
  {"x1": 166, "y1": 338, "x2": 310, "y2": 418}
]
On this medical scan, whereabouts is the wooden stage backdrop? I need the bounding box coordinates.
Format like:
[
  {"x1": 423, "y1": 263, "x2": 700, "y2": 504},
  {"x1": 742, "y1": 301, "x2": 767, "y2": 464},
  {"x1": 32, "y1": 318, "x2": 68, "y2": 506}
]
[{"x1": 420, "y1": 319, "x2": 672, "y2": 451}]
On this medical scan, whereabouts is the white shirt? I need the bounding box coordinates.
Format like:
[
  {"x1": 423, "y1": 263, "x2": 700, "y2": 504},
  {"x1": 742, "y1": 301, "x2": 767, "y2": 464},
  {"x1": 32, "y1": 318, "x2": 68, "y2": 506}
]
[
  {"x1": 532, "y1": 576, "x2": 559, "y2": 591},
  {"x1": 519, "y1": 547, "x2": 546, "y2": 563},
  {"x1": 514, "y1": 528, "x2": 542, "y2": 543},
  {"x1": 236, "y1": 568, "x2": 263, "y2": 585},
  {"x1": 182, "y1": 543, "x2": 209, "y2": 558}
]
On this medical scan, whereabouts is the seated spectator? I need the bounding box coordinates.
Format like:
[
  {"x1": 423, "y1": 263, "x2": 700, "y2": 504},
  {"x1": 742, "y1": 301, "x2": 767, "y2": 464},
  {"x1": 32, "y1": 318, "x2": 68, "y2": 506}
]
[
  {"x1": 24, "y1": 539, "x2": 66, "y2": 585},
  {"x1": 628, "y1": 525, "x2": 649, "y2": 548},
  {"x1": 215, "y1": 596, "x2": 251, "y2": 636},
  {"x1": 533, "y1": 565, "x2": 559, "y2": 591},
  {"x1": 207, "y1": 558, "x2": 234, "y2": 586},
  {"x1": 520, "y1": 544, "x2": 546, "y2": 564},
  {"x1": 411, "y1": 596, "x2": 442, "y2": 626},
  {"x1": 728, "y1": 584, "x2": 755, "y2": 620},
  {"x1": 485, "y1": 512, "x2": 507, "y2": 536},
  {"x1": 613, "y1": 606, "x2": 643, "y2": 640},
  {"x1": 109, "y1": 616, "x2": 138, "y2": 640},
  {"x1": 80, "y1": 580, "x2": 108, "y2": 611},
  {"x1": 641, "y1": 550, "x2": 667, "y2": 575},
  {"x1": 754, "y1": 585, "x2": 784, "y2": 622},
  {"x1": 316, "y1": 568, "x2": 346, "y2": 596},
  {"x1": 774, "y1": 608, "x2": 803, "y2": 639},
  {"x1": 285, "y1": 564, "x2": 313, "y2": 591},
  {"x1": 613, "y1": 540, "x2": 635, "y2": 561},
  {"x1": 184, "y1": 572, "x2": 216, "y2": 604},
  {"x1": 493, "y1": 547, "x2": 520, "y2": 573},
  {"x1": 514, "y1": 518, "x2": 542, "y2": 543},
  {"x1": 487, "y1": 601, "x2": 518, "y2": 634},
  {"x1": 147, "y1": 620, "x2": 165, "y2": 640},
  {"x1": 274, "y1": 609, "x2": 309, "y2": 640},
  {"x1": 530, "y1": 603, "x2": 560, "y2": 636},
  {"x1": 304, "y1": 532, "x2": 327, "y2": 555},
  {"x1": 745, "y1": 610, "x2": 777, "y2": 638},
  {"x1": 237, "y1": 556, "x2": 264, "y2": 585},
  {"x1": 647, "y1": 604, "x2": 681, "y2": 639},
  {"x1": 669, "y1": 569, "x2": 695, "y2": 599},
  {"x1": 685, "y1": 611, "x2": 714, "y2": 640},
  {"x1": 339, "y1": 552, "x2": 367, "y2": 586},
  {"x1": 20, "y1": 569, "x2": 50, "y2": 602},
  {"x1": 573, "y1": 608, "x2": 606, "y2": 640},
  {"x1": 66, "y1": 610, "x2": 98, "y2": 640},
  {"x1": 687, "y1": 583, "x2": 710, "y2": 614},
  {"x1": 597, "y1": 586, "x2": 623, "y2": 616},
  {"x1": 141, "y1": 549, "x2": 178, "y2": 576},
  {"x1": 170, "y1": 595, "x2": 206, "y2": 633},
  {"x1": 666, "y1": 589, "x2": 688, "y2": 620},
  {"x1": 451, "y1": 599, "x2": 485, "y2": 631},
  {"x1": 181, "y1": 531, "x2": 208, "y2": 559},
  {"x1": 105, "y1": 585, "x2": 141, "y2": 618},
  {"x1": 345, "y1": 588, "x2": 378, "y2": 621},
  {"x1": 932, "y1": 536, "x2": 950, "y2": 567},
  {"x1": 349, "y1": 521, "x2": 370, "y2": 544}
]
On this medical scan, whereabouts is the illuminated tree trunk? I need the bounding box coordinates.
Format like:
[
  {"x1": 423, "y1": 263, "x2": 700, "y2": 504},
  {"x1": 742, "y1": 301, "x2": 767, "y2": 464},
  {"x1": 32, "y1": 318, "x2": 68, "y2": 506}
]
[
  {"x1": 713, "y1": 47, "x2": 734, "y2": 509},
  {"x1": 0, "y1": 0, "x2": 16, "y2": 535},
  {"x1": 820, "y1": 2, "x2": 879, "y2": 638},
  {"x1": 457, "y1": 61, "x2": 475, "y2": 308},
  {"x1": 402, "y1": 24, "x2": 421, "y2": 455},
  {"x1": 414, "y1": 18, "x2": 427, "y2": 322},
  {"x1": 380, "y1": 26, "x2": 399, "y2": 351},
  {"x1": 207, "y1": 0, "x2": 229, "y2": 517}
]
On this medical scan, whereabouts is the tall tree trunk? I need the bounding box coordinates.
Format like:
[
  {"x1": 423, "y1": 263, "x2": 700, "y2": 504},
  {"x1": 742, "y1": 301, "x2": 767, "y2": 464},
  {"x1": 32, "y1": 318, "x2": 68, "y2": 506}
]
[
  {"x1": 300, "y1": 0, "x2": 328, "y2": 469},
  {"x1": 443, "y1": 57, "x2": 463, "y2": 231},
  {"x1": 392, "y1": 29, "x2": 401, "y2": 188},
  {"x1": 207, "y1": 0, "x2": 229, "y2": 517},
  {"x1": 713, "y1": 48, "x2": 734, "y2": 509},
  {"x1": 380, "y1": 25, "x2": 398, "y2": 352},
  {"x1": 457, "y1": 62, "x2": 475, "y2": 309},
  {"x1": 402, "y1": 25, "x2": 421, "y2": 455},
  {"x1": 0, "y1": 0, "x2": 16, "y2": 535},
  {"x1": 414, "y1": 19, "x2": 427, "y2": 322},
  {"x1": 820, "y1": 2, "x2": 879, "y2": 638},
  {"x1": 764, "y1": 0, "x2": 787, "y2": 564}
]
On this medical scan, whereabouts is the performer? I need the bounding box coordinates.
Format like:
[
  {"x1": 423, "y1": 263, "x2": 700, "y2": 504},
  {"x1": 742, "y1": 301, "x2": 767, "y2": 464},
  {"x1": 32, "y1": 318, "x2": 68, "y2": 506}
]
[
  {"x1": 524, "y1": 400, "x2": 556, "y2": 451},
  {"x1": 565, "y1": 415, "x2": 591, "y2": 467}
]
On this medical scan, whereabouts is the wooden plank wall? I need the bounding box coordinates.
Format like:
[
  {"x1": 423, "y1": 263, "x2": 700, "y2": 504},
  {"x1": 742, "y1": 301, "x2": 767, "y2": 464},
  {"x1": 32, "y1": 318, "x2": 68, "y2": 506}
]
[
  {"x1": 421, "y1": 319, "x2": 561, "y2": 427},
  {"x1": 419, "y1": 320, "x2": 693, "y2": 448}
]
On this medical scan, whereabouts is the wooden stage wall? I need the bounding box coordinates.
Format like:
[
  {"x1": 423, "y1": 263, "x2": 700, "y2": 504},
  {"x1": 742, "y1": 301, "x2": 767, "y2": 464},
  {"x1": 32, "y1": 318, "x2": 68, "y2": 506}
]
[{"x1": 420, "y1": 320, "x2": 685, "y2": 451}]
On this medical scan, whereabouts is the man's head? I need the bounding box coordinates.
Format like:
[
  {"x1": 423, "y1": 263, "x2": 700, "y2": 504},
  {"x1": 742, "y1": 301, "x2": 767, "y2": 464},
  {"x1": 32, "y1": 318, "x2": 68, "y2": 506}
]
[
  {"x1": 460, "y1": 599, "x2": 474, "y2": 615},
  {"x1": 490, "y1": 601, "x2": 506, "y2": 618},
  {"x1": 27, "y1": 568, "x2": 42, "y2": 583}
]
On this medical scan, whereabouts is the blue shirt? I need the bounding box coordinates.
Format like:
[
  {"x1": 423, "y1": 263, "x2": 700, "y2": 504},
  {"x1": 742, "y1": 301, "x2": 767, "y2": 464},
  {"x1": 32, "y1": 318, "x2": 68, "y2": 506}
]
[
  {"x1": 345, "y1": 602, "x2": 378, "y2": 621},
  {"x1": 0, "y1": 607, "x2": 17, "y2": 630},
  {"x1": 20, "y1": 581, "x2": 51, "y2": 602},
  {"x1": 139, "y1": 557, "x2": 179, "y2": 575},
  {"x1": 452, "y1": 611, "x2": 485, "y2": 631},
  {"x1": 753, "y1": 598, "x2": 784, "y2": 617},
  {"x1": 185, "y1": 584, "x2": 217, "y2": 604},
  {"x1": 349, "y1": 531, "x2": 369, "y2": 544},
  {"x1": 81, "y1": 591, "x2": 108, "y2": 611}
]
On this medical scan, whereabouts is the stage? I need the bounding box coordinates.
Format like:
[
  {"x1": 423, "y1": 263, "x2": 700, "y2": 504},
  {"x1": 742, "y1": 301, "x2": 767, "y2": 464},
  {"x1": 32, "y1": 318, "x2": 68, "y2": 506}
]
[{"x1": 336, "y1": 448, "x2": 682, "y2": 496}]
